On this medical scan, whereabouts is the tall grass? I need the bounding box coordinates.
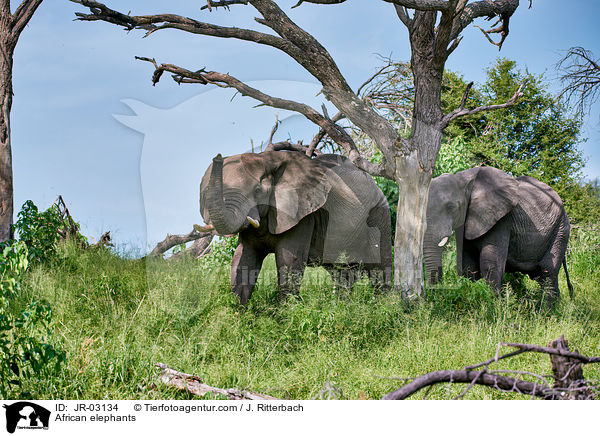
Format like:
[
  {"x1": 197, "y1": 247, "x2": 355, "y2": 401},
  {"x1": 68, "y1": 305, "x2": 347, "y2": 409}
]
[{"x1": 16, "y1": 231, "x2": 600, "y2": 400}]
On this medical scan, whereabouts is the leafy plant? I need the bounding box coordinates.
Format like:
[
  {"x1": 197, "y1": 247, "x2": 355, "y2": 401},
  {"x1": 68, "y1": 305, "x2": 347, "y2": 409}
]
[
  {"x1": 14, "y1": 200, "x2": 62, "y2": 264},
  {"x1": 199, "y1": 235, "x2": 238, "y2": 272},
  {"x1": 0, "y1": 241, "x2": 65, "y2": 398}
]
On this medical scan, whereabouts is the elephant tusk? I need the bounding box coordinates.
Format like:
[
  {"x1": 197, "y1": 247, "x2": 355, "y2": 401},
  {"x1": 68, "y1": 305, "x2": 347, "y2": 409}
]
[
  {"x1": 193, "y1": 223, "x2": 214, "y2": 233},
  {"x1": 247, "y1": 216, "x2": 260, "y2": 229},
  {"x1": 438, "y1": 236, "x2": 449, "y2": 247}
]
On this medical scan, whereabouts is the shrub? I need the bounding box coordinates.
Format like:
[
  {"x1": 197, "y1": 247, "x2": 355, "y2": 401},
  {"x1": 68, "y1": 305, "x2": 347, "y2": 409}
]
[
  {"x1": 14, "y1": 200, "x2": 62, "y2": 264},
  {"x1": 0, "y1": 241, "x2": 65, "y2": 398}
]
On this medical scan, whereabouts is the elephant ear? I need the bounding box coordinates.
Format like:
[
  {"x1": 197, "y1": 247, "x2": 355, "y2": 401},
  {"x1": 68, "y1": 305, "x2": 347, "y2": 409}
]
[
  {"x1": 465, "y1": 167, "x2": 520, "y2": 240},
  {"x1": 263, "y1": 152, "x2": 331, "y2": 234}
]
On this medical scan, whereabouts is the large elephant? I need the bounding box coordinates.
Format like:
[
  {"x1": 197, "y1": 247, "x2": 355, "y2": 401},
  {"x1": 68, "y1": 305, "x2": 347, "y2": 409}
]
[
  {"x1": 200, "y1": 151, "x2": 393, "y2": 305},
  {"x1": 424, "y1": 166, "x2": 573, "y2": 308}
]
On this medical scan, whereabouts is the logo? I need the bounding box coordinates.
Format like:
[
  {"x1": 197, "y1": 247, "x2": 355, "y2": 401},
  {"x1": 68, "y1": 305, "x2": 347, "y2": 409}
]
[{"x1": 3, "y1": 402, "x2": 50, "y2": 434}]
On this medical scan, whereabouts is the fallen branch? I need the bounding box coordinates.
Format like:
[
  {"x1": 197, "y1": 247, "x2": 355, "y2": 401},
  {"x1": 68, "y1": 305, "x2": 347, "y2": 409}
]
[
  {"x1": 168, "y1": 234, "x2": 213, "y2": 261},
  {"x1": 149, "y1": 226, "x2": 215, "y2": 258},
  {"x1": 155, "y1": 363, "x2": 279, "y2": 400},
  {"x1": 383, "y1": 335, "x2": 599, "y2": 400}
]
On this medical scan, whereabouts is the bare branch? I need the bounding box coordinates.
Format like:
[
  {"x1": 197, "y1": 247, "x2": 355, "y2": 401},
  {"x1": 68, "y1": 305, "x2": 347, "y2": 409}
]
[
  {"x1": 557, "y1": 46, "x2": 600, "y2": 116},
  {"x1": 10, "y1": 0, "x2": 44, "y2": 43},
  {"x1": 383, "y1": 369, "x2": 553, "y2": 400},
  {"x1": 449, "y1": 0, "x2": 519, "y2": 49},
  {"x1": 201, "y1": 0, "x2": 249, "y2": 11},
  {"x1": 291, "y1": 0, "x2": 346, "y2": 7},
  {"x1": 70, "y1": 0, "x2": 299, "y2": 56},
  {"x1": 134, "y1": 56, "x2": 387, "y2": 177},
  {"x1": 384, "y1": 0, "x2": 452, "y2": 12},
  {"x1": 384, "y1": 336, "x2": 599, "y2": 400},
  {"x1": 502, "y1": 341, "x2": 600, "y2": 365},
  {"x1": 440, "y1": 81, "x2": 524, "y2": 129},
  {"x1": 393, "y1": 4, "x2": 413, "y2": 29},
  {"x1": 148, "y1": 227, "x2": 215, "y2": 258}
]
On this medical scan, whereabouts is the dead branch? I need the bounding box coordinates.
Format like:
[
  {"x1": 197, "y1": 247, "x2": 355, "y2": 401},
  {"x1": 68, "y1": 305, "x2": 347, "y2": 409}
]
[
  {"x1": 149, "y1": 226, "x2": 215, "y2": 258},
  {"x1": 440, "y1": 81, "x2": 524, "y2": 129},
  {"x1": 383, "y1": 336, "x2": 599, "y2": 400},
  {"x1": 54, "y1": 195, "x2": 86, "y2": 244},
  {"x1": 71, "y1": 0, "x2": 396, "y2": 179},
  {"x1": 155, "y1": 363, "x2": 279, "y2": 400},
  {"x1": 168, "y1": 235, "x2": 213, "y2": 261},
  {"x1": 134, "y1": 56, "x2": 385, "y2": 176},
  {"x1": 556, "y1": 46, "x2": 600, "y2": 116}
]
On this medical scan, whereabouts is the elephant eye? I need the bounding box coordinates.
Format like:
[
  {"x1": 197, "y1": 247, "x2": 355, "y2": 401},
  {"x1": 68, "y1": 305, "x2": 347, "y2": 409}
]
[{"x1": 254, "y1": 185, "x2": 263, "y2": 195}]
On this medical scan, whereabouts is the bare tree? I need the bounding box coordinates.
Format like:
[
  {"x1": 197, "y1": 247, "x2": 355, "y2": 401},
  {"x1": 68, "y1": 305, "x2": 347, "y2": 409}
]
[
  {"x1": 0, "y1": 0, "x2": 44, "y2": 242},
  {"x1": 557, "y1": 46, "x2": 600, "y2": 117},
  {"x1": 70, "y1": 0, "x2": 526, "y2": 295}
]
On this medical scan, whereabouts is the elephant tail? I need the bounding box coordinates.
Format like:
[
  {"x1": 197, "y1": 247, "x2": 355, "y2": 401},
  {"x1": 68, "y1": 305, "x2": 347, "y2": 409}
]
[{"x1": 562, "y1": 256, "x2": 574, "y2": 300}]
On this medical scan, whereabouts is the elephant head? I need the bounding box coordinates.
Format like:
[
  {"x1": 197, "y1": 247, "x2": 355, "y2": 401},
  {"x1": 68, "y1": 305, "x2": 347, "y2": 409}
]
[
  {"x1": 200, "y1": 151, "x2": 332, "y2": 236},
  {"x1": 424, "y1": 166, "x2": 520, "y2": 285}
]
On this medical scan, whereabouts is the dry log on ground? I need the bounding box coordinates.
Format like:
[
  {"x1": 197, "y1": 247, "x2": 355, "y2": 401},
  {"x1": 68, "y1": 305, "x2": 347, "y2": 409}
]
[
  {"x1": 383, "y1": 335, "x2": 599, "y2": 400},
  {"x1": 155, "y1": 363, "x2": 279, "y2": 400}
]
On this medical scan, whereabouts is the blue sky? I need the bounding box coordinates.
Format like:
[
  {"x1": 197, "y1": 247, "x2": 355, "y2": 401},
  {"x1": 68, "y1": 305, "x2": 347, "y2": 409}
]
[{"x1": 10, "y1": 0, "x2": 600, "y2": 252}]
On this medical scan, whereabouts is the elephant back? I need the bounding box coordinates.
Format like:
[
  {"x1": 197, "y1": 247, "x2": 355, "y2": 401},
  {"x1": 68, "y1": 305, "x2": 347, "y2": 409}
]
[
  {"x1": 314, "y1": 154, "x2": 388, "y2": 265},
  {"x1": 508, "y1": 175, "x2": 570, "y2": 264}
]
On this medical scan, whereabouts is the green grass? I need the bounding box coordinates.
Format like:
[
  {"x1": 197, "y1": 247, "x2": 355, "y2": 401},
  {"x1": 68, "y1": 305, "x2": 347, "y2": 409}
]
[{"x1": 14, "y1": 230, "x2": 600, "y2": 400}]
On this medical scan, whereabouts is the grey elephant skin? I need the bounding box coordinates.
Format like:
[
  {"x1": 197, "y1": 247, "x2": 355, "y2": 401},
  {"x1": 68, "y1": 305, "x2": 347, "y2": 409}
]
[
  {"x1": 200, "y1": 151, "x2": 393, "y2": 305},
  {"x1": 424, "y1": 166, "x2": 573, "y2": 308}
]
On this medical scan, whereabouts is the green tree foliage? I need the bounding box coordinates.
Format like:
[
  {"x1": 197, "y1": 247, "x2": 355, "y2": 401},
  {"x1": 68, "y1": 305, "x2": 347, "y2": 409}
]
[
  {"x1": 14, "y1": 200, "x2": 62, "y2": 264},
  {"x1": 368, "y1": 58, "x2": 600, "y2": 226}
]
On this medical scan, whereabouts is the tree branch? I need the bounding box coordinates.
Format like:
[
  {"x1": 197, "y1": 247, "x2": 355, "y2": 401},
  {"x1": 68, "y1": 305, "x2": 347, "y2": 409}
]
[
  {"x1": 557, "y1": 46, "x2": 600, "y2": 116},
  {"x1": 384, "y1": 0, "x2": 452, "y2": 11},
  {"x1": 149, "y1": 227, "x2": 215, "y2": 258},
  {"x1": 70, "y1": 0, "x2": 299, "y2": 55},
  {"x1": 10, "y1": 0, "x2": 44, "y2": 43},
  {"x1": 71, "y1": 0, "x2": 396, "y2": 177},
  {"x1": 135, "y1": 56, "x2": 388, "y2": 177},
  {"x1": 383, "y1": 336, "x2": 599, "y2": 400},
  {"x1": 383, "y1": 369, "x2": 553, "y2": 400},
  {"x1": 502, "y1": 342, "x2": 600, "y2": 365},
  {"x1": 449, "y1": 0, "x2": 519, "y2": 49},
  {"x1": 440, "y1": 81, "x2": 524, "y2": 129}
]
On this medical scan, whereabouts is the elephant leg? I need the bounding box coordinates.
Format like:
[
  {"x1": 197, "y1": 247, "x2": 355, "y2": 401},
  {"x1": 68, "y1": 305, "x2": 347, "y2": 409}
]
[
  {"x1": 367, "y1": 205, "x2": 393, "y2": 292},
  {"x1": 536, "y1": 219, "x2": 569, "y2": 310},
  {"x1": 477, "y1": 225, "x2": 510, "y2": 295},
  {"x1": 231, "y1": 242, "x2": 266, "y2": 306},
  {"x1": 461, "y1": 245, "x2": 480, "y2": 281},
  {"x1": 536, "y1": 273, "x2": 560, "y2": 311},
  {"x1": 274, "y1": 215, "x2": 313, "y2": 299}
]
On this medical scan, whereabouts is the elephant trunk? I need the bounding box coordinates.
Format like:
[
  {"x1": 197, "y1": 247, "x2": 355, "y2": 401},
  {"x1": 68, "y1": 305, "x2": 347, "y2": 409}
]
[
  {"x1": 423, "y1": 237, "x2": 443, "y2": 285},
  {"x1": 206, "y1": 154, "x2": 242, "y2": 235}
]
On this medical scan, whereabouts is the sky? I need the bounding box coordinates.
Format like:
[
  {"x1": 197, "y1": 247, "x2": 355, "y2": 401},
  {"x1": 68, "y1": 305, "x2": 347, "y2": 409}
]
[{"x1": 10, "y1": 0, "x2": 600, "y2": 254}]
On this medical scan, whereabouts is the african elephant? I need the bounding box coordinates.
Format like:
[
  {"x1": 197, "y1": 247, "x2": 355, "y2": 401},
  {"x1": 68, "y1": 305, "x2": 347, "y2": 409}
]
[
  {"x1": 200, "y1": 151, "x2": 393, "y2": 305},
  {"x1": 424, "y1": 166, "x2": 573, "y2": 309}
]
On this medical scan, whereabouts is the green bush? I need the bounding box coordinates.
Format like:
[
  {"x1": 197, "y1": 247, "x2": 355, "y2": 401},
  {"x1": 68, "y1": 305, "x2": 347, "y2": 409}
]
[
  {"x1": 14, "y1": 200, "x2": 62, "y2": 264},
  {"x1": 0, "y1": 241, "x2": 65, "y2": 398}
]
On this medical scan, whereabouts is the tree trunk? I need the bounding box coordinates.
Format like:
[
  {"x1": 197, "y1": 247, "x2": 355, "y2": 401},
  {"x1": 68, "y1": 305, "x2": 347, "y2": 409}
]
[
  {"x1": 393, "y1": 150, "x2": 432, "y2": 296},
  {"x1": 0, "y1": 39, "x2": 14, "y2": 242},
  {"x1": 393, "y1": 10, "x2": 444, "y2": 296}
]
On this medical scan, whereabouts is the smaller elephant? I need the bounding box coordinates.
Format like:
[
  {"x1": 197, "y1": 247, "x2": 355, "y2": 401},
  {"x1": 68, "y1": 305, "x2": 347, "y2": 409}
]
[
  {"x1": 424, "y1": 166, "x2": 573, "y2": 309},
  {"x1": 200, "y1": 151, "x2": 393, "y2": 305}
]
